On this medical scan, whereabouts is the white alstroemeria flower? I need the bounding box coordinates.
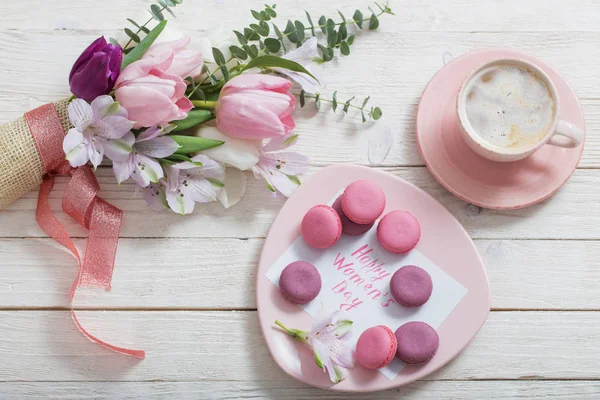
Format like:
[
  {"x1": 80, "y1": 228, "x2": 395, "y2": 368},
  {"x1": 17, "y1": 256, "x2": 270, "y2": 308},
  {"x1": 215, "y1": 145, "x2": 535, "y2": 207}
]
[
  {"x1": 275, "y1": 37, "x2": 322, "y2": 93},
  {"x1": 194, "y1": 125, "x2": 260, "y2": 171},
  {"x1": 112, "y1": 126, "x2": 180, "y2": 187},
  {"x1": 62, "y1": 96, "x2": 135, "y2": 169},
  {"x1": 275, "y1": 311, "x2": 356, "y2": 383},
  {"x1": 252, "y1": 133, "x2": 310, "y2": 197},
  {"x1": 164, "y1": 154, "x2": 225, "y2": 215},
  {"x1": 140, "y1": 181, "x2": 169, "y2": 212}
]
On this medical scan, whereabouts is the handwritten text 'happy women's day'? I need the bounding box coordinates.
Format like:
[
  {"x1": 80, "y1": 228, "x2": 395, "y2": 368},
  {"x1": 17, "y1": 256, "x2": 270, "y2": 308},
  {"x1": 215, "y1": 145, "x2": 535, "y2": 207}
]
[{"x1": 331, "y1": 244, "x2": 396, "y2": 312}]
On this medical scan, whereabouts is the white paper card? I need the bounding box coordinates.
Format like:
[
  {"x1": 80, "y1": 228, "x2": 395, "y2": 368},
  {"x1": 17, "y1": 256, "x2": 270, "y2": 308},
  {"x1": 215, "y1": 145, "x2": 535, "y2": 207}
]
[{"x1": 266, "y1": 220, "x2": 468, "y2": 380}]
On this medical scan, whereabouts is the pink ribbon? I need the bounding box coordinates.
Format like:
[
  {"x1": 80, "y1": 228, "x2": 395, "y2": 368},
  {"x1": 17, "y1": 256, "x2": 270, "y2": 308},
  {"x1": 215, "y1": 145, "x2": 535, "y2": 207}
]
[{"x1": 25, "y1": 103, "x2": 145, "y2": 359}]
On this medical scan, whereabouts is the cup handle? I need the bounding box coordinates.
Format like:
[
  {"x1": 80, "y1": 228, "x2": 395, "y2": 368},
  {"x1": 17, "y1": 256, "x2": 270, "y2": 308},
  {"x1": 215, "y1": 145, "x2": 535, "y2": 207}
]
[{"x1": 547, "y1": 120, "x2": 584, "y2": 148}]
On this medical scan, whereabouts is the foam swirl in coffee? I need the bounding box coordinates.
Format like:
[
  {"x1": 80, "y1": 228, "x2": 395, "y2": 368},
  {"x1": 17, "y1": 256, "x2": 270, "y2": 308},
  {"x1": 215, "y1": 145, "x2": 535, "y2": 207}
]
[{"x1": 463, "y1": 63, "x2": 556, "y2": 149}]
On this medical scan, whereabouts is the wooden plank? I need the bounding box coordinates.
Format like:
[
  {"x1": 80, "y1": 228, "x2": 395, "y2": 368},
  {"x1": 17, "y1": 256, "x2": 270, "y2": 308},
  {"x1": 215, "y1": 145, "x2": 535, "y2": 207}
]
[
  {"x1": 0, "y1": 29, "x2": 599, "y2": 167},
  {"x1": 1, "y1": 167, "x2": 599, "y2": 240},
  {"x1": 2, "y1": 380, "x2": 600, "y2": 399},
  {"x1": 0, "y1": 311, "x2": 599, "y2": 381},
  {"x1": 0, "y1": 238, "x2": 598, "y2": 310},
  {"x1": 1, "y1": 0, "x2": 599, "y2": 32}
]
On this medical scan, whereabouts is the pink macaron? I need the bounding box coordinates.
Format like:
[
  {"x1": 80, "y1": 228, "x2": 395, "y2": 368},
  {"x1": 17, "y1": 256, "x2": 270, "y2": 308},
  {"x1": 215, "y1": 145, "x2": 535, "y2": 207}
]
[
  {"x1": 356, "y1": 325, "x2": 397, "y2": 370},
  {"x1": 395, "y1": 321, "x2": 439, "y2": 364},
  {"x1": 279, "y1": 261, "x2": 322, "y2": 304},
  {"x1": 377, "y1": 210, "x2": 421, "y2": 253},
  {"x1": 390, "y1": 265, "x2": 433, "y2": 307},
  {"x1": 301, "y1": 205, "x2": 342, "y2": 249},
  {"x1": 341, "y1": 180, "x2": 386, "y2": 224},
  {"x1": 332, "y1": 195, "x2": 374, "y2": 236}
]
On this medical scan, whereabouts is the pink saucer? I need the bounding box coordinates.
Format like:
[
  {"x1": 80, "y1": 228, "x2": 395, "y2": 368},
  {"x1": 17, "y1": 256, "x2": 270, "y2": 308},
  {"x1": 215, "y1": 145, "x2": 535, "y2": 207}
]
[{"x1": 416, "y1": 48, "x2": 585, "y2": 210}]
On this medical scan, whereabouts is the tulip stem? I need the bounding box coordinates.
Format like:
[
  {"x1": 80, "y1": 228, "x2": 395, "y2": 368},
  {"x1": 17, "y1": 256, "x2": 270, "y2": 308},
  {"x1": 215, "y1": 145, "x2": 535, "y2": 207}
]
[{"x1": 191, "y1": 100, "x2": 218, "y2": 109}]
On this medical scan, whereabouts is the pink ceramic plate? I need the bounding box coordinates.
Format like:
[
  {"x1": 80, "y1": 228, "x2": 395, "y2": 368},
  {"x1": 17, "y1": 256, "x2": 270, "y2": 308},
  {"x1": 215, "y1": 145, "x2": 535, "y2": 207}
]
[
  {"x1": 257, "y1": 164, "x2": 490, "y2": 392},
  {"x1": 416, "y1": 48, "x2": 585, "y2": 210}
]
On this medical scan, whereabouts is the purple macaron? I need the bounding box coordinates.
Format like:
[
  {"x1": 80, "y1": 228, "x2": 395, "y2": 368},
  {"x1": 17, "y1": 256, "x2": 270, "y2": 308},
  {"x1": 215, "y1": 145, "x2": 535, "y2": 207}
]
[
  {"x1": 390, "y1": 265, "x2": 433, "y2": 307},
  {"x1": 332, "y1": 195, "x2": 374, "y2": 236},
  {"x1": 395, "y1": 321, "x2": 439, "y2": 364},
  {"x1": 279, "y1": 261, "x2": 322, "y2": 304}
]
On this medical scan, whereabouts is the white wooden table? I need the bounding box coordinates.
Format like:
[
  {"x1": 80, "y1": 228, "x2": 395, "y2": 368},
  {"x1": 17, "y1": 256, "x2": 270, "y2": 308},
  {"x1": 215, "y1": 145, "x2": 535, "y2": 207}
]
[{"x1": 1, "y1": 0, "x2": 600, "y2": 398}]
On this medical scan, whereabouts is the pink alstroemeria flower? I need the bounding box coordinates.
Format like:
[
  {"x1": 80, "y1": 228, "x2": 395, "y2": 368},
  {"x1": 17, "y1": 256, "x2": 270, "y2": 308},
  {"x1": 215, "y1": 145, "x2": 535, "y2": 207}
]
[
  {"x1": 62, "y1": 96, "x2": 135, "y2": 169},
  {"x1": 112, "y1": 126, "x2": 180, "y2": 187},
  {"x1": 164, "y1": 155, "x2": 225, "y2": 215},
  {"x1": 275, "y1": 311, "x2": 356, "y2": 383},
  {"x1": 216, "y1": 74, "x2": 296, "y2": 140},
  {"x1": 252, "y1": 133, "x2": 309, "y2": 197}
]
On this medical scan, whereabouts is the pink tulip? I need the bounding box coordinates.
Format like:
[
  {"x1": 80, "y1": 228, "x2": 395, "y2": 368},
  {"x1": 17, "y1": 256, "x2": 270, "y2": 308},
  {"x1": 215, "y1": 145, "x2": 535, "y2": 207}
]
[
  {"x1": 144, "y1": 37, "x2": 204, "y2": 79},
  {"x1": 216, "y1": 74, "x2": 296, "y2": 140},
  {"x1": 115, "y1": 52, "x2": 193, "y2": 128}
]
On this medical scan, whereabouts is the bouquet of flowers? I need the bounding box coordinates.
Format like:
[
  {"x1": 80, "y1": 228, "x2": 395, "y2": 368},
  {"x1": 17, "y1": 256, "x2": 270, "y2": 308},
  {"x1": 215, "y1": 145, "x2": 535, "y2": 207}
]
[{"x1": 0, "y1": 1, "x2": 391, "y2": 357}]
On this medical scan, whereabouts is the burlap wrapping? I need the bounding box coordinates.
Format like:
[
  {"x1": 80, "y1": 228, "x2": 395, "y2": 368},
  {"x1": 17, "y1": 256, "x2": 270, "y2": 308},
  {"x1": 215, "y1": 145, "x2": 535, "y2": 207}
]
[{"x1": 0, "y1": 99, "x2": 71, "y2": 209}]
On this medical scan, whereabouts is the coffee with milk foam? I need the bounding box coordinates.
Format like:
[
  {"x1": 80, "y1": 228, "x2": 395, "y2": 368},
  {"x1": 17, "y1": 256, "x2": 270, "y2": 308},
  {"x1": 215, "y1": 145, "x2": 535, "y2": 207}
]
[{"x1": 464, "y1": 64, "x2": 556, "y2": 149}]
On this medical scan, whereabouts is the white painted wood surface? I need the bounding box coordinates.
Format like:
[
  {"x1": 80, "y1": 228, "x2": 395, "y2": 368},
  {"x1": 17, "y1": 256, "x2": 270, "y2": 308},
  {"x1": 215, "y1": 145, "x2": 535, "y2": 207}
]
[{"x1": 0, "y1": 0, "x2": 599, "y2": 398}]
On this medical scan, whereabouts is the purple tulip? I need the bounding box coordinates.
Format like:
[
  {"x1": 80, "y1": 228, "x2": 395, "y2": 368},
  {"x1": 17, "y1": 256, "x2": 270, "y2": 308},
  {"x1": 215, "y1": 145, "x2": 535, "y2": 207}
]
[{"x1": 69, "y1": 37, "x2": 122, "y2": 102}]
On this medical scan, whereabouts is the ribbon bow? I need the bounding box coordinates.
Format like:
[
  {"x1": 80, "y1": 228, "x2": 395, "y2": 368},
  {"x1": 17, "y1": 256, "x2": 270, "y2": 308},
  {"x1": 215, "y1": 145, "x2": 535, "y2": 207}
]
[{"x1": 25, "y1": 103, "x2": 145, "y2": 358}]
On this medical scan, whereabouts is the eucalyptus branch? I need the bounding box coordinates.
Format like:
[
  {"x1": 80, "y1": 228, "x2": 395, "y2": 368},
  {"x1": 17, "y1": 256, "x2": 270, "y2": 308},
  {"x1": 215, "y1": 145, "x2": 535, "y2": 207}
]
[
  {"x1": 121, "y1": 0, "x2": 183, "y2": 51},
  {"x1": 299, "y1": 91, "x2": 382, "y2": 122}
]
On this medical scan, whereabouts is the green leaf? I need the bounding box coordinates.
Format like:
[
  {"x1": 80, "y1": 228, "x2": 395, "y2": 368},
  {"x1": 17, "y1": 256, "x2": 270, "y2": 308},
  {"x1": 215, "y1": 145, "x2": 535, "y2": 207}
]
[
  {"x1": 202, "y1": 65, "x2": 217, "y2": 84},
  {"x1": 124, "y1": 28, "x2": 141, "y2": 43},
  {"x1": 234, "y1": 30, "x2": 248, "y2": 45},
  {"x1": 150, "y1": 4, "x2": 164, "y2": 21},
  {"x1": 362, "y1": 96, "x2": 370, "y2": 108},
  {"x1": 273, "y1": 24, "x2": 286, "y2": 52},
  {"x1": 369, "y1": 14, "x2": 380, "y2": 30},
  {"x1": 284, "y1": 20, "x2": 298, "y2": 43},
  {"x1": 192, "y1": 87, "x2": 206, "y2": 100},
  {"x1": 332, "y1": 91, "x2": 338, "y2": 112},
  {"x1": 220, "y1": 65, "x2": 229, "y2": 81},
  {"x1": 317, "y1": 44, "x2": 333, "y2": 62},
  {"x1": 251, "y1": 9, "x2": 262, "y2": 20},
  {"x1": 265, "y1": 7, "x2": 277, "y2": 18},
  {"x1": 166, "y1": 154, "x2": 203, "y2": 166},
  {"x1": 242, "y1": 55, "x2": 319, "y2": 82},
  {"x1": 165, "y1": 0, "x2": 177, "y2": 6},
  {"x1": 326, "y1": 18, "x2": 336, "y2": 35},
  {"x1": 164, "y1": 5, "x2": 176, "y2": 19},
  {"x1": 260, "y1": 20, "x2": 270, "y2": 35},
  {"x1": 343, "y1": 96, "x2": 354, "y2": 112},
  {"x1": 337, "y1": 10, "x2": 346, "y2": 24},
  {"x1": 353, "y1": 10, "x2": 363, "y2": 28},
  {"x1": 171, "y1": 135, "x2": 224, "y2": 155},
  {"x1": 244, "y1": 27, "x2": 260, "y2": 41},
  {"x1": 340, "y1": 41, "x2": 350, "y2": 56},
  {"x1": 109, "y1": 37, "x2": 121, "y2": 47},
  {"x1": 372, "y1": 107, "x2": 383, "y2": 120},
  {"x1": 126, "y1": 18, "x2": 141, "y2": 29},
  {"x1": 339, "y1": 23, "x2": 348, "y2": 40},
  {"x1": 327, "y1": 30, "x2": 337, "y2": 47},
  {"x1": 347, "y1": 35, "x2": 355, "y2": 46},
  {"x1": 229, "y1": 45, "x2": 248, "y2": 60},
  {"x1": 299, "y1": 90, "x2": 306, "y2": 107},
  {"x1": 264, "y1": 38, "x2": 281, "y2": 53},
  {"x1": 305, "y1": 11, "x2": 315, "y2": 36},
  {"x1": 141, "y1": 26, "x2": 150, "y2": 34},
  {"x1": 121, "y1": 20, "x2": 167, "y2": 69},
  {"x1": 315, "y1": 94, "x2": 321, "y2": 110},
  {"x1": 288, "y1": 175, "x2": 301, "y2": 186},
  {"x1": 361, "y1": 109, "x2": 367, "y2": 123},
  {"x1": 243, "y1": 44, "x2": 259, "y2": 58},
  {"x1": 284, "y1": 134, "x2": 299, "y2": 146},
  {"x1": 171, "y1": 110, "x2": 214, "y2": 132},
  {"x1": 212, "y1": 47, "x2": 227, "y2": 66},
  {"x1": 318, "y1": 16, "x2": 327, "y2": 33},
  {"x1": 260, "y1": 10, "x2": 269, "y2": 21},
  {"x1": 294, "y1": 21, "x2": 305, "y2": 43}
]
